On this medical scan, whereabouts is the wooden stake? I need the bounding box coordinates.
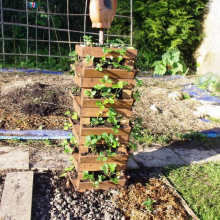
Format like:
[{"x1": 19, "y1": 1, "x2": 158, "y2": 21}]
[{"x1": 99, "y1": 29, "x2": 104, "y2": 46}]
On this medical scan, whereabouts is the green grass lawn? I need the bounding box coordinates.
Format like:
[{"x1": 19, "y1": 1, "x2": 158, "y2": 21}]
[{"x1": 164, "y1": 162, "x2": 220, "y2": 220}]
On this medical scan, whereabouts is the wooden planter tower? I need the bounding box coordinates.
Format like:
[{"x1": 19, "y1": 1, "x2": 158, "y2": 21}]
[
  {"x1": 69, "y1": 45, "x2": 137, "y2": 192},
  {"x1": 69, "y1": 0, "x2": 137, "y2": 192}
]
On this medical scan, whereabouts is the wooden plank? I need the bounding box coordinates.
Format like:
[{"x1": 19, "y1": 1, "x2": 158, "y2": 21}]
[
  {"x1": 72, "y1": 153, "x2": 79, "y2": 170},
  {"x1": 71, "y1": 95, "x2": 134, "y2": 112},
  {"x1": 74, "y1": 73, "x2": 82, "y2": 87},
  {"x1": 80, "y1": 107, "x2": 132, "y2": 117},
  {"x1": 74, "y1": 74, "x2": 135, "y2": 89},
  {"x1": 75, "y1": 65, "x2": 136, "y2": 79},
  {"x1": 81, "y1": 98, "x2": 134, "y2": 108},
  {"x1": 80, "y1": 126, "x2": 131, "y2": 136},
  {"x1": 71, "y1": 96, "x2": 133, "y2": 117},
  {"x1": 75, "y1": 45, "x2": 138, "y2": 59},
  {"x1": 71, "y1": 125, "x2": 130, "y2": 145},
  {"x1": 0, "y1": 172, "x2": 34, "y2": 220},
  {"x1": 72, "y1": 95, "x2": 81, "y2": 116},
  {"x1": 73, "y1": 153, "x2": 128, "y2": 172},
  {"x1": 76, "y1": 178, "x2": 127, "y2": 192}
]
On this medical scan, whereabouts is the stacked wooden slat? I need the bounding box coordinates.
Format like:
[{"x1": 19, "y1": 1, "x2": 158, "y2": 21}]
[{"x1": 69, "y1": 45, "x2": 137, "y2": 192}]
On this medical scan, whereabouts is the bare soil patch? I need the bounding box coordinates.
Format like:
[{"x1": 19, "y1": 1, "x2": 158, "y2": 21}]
[
  {"x1": 133, "y1": 76, "x2": 219, "y2": 136},
  {"x1": 0, "y1": 72, "x2": 74, "y2": 130},
  {"x1": 1, "y1": 72, "x2": 219, "y2": 135}
]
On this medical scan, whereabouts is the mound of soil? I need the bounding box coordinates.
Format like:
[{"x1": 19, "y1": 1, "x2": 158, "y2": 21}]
[{"x1": 0, "y1": 72, "x2": 74, "y2": 130}]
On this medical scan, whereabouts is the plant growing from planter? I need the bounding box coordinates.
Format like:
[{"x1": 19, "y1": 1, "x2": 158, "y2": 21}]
[{"x1": 64, "y1": 40, "x2": 138, "y2": 192}]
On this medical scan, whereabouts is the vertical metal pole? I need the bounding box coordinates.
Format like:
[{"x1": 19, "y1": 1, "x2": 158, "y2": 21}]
[
  {"x1": 130, "y1": 0, "x2": 133, "y2": 46},
  {"x1": 84, "y1": 0, "x2": 88, "y2": 38},
  {"x1": 26, "y1": 0, "x2": 29, "y2": 61},
  {"x1": 0, "y1": 0, "x2": 5, "y2": 64},
  {"x1": 99, "y1": 29, "x2": 104, "y2": 46},
  {"x1": 67, "y1": 0, "x2": 71, "y2": 52},
  {"x1": 36, "y1": 7, "x2": 38, "y2": 64},
  {"x1": 47, "y1": 0, "x2": 51, "y2": 58}
]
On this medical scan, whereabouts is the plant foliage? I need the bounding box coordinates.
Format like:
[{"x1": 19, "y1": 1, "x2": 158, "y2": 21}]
[{"x1": 110, "y1": 0, "x2": 209, "y2": 70}]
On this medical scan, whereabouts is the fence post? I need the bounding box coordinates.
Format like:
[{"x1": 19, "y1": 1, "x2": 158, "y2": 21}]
[
  {"x1": 26, "y1": 0, "x2": 29, "y2": 62},
  {"x1": 67, "y1": 0, "x2": 71, "y2": 53},
  {"x1": 47, "y1": 0, "x2": 51, "y2": 58},
  {"x1": 0, "y1": 0, "x2": 5, "y2": 64}
]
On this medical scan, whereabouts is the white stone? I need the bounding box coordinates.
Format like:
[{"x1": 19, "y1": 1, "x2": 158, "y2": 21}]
[
  {"x1": 168, "y1": 91, "x2": 183, "y2": 101},
  {"x1": 150, "y1": 104, "x2": 158, "y2": 111},
  {"x1": 196, "y1": 105, "x2": 220, "y2": 119}
]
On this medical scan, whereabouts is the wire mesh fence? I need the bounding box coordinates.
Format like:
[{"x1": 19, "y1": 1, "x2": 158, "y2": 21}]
[{"x1": 0, "y1": 0, "x2": 132, "y2": 68}]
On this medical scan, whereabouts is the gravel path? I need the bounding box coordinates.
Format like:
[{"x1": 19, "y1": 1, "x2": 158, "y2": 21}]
[{"x1": 32, "y1": 171, "x2": 125, "y2": 220}]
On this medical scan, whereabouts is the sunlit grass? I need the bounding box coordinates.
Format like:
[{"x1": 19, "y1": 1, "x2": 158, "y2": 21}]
[{"x1": 164, "y1": 162, "x2": 220, "y2": 220}]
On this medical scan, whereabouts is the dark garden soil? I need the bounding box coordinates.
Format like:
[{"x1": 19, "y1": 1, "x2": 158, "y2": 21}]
[
  {"x1": 0, "y1": 72, "x2": 73, "y2": 130},
  {"x1": 1, "y1": 71, "x2": 218, "y2": 135}
]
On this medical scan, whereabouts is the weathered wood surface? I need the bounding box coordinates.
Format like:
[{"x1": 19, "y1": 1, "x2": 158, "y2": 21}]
[
  {"x1": 73, "y1": 153, "x2": 128, "y2": 171},
  {"x1": 71, "y1": 95, "x2": 133, "y2": 117},
  {"x1": 78, "y1": 144, "x2": 127, "y2": 154},
  {"x1": 74, "y1": 74, "x2": 135, "y2": 89},
  {"x1": 75, "y1": 65, "x2": 136, "y2": 79},
  {"x1": 80, "y1": 126, "x2": 131, "y2": 136},
  {"x1": 0, "y1": 172, "x2": 34, "y2": 220},
  {"x1": 75, "y1": 178, "x2": 126, "y2": 192},
  {"x1": 75, "y1": 45, "x2": 137, "y2": 59},
  {"x1": 71, "y1": 124, "x2": 130, "y2": 145},
  {"x1": 72, "y1": 95, "x2": 134, "y2": 108}
]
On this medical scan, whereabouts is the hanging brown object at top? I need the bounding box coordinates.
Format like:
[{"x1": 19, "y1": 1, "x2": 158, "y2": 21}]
[{"x1": 89, "y1": 0, "x2": 117, "y2": 29}]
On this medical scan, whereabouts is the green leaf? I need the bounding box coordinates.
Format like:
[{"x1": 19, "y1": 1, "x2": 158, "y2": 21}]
[
  {"x1": 153, "y1": 62, "x2": 166, "y2": 75},
  {"x1": 108, "y1": 98, "x2": 115, "y2": 104},
  {"x1": 59, "y1": 173, "x2": 67, "y2": 178},
  {"x1": 94, "y1": 84, "x2": 102, "y2": 90},
  {"x1": 84, "y1": 90, "x2": 91, "y2": 96},
  {"x1": 64, "y1": 111, "x2": 70, "y2": 116}
]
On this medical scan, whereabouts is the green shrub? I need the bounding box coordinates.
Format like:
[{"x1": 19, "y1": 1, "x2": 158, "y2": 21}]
[{"x1": 110, "y1": 0, "x2": 209, "y2": 70}]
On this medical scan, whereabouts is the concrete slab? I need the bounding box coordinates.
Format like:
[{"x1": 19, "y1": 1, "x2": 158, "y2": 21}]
[
  {"x1": 127, "y1": 157, "x2": 140, "y2": 169},
  {"x1": 172, "y1": 147, "x2": 220, "y2": 164},
  {"x1": 0, "y1": 171, "x2": 34, "y2": 220},
  {"x1": 0, "y1": 147, "x2": 29, "y2": 169},
  {"x1": 133, "y1": 147, "x2": 185, "y2": 167},
  {"x1": 30, "y1": 149, "x2": 70, "y2": 170}
]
